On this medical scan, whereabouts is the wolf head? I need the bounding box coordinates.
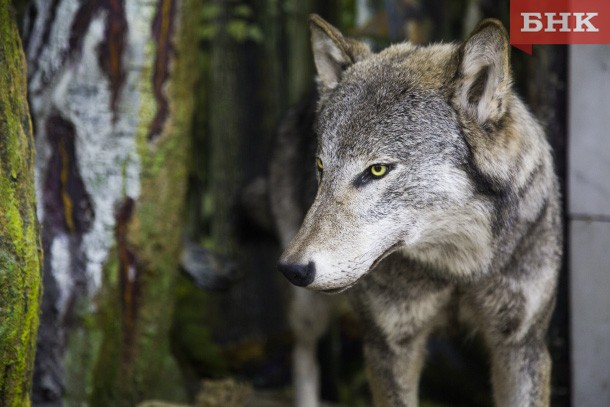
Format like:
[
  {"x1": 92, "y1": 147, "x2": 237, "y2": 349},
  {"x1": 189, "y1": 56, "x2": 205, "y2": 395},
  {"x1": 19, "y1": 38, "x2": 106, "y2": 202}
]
[{"x1": 279, "y1": 15, "x2": 516, "y2": 292}]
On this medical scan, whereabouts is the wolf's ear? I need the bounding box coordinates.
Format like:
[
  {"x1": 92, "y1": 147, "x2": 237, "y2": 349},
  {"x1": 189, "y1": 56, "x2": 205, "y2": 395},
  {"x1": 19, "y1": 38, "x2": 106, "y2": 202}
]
[
  {"x1": 309, "y1": 14, "x2": 371, "y2": 90},
  {"x1": 455, "y1": 19, "x2": 511, "y2": 126}
]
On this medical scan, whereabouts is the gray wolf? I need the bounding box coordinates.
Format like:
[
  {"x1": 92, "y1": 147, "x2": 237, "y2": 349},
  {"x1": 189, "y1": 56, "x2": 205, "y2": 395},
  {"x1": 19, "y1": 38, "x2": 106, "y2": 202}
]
[{"x1": 276, "y1": 14, "x2": 562, "y2": 407}]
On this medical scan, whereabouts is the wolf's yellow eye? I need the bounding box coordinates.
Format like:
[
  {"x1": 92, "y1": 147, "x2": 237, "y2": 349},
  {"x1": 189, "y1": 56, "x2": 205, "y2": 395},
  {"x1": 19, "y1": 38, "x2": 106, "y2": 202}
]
[
  {"x1": 370, "y1": 164, "x2": 388, "y2": 177},
  {"x1": 316, "y1": 158, "x2": 324, "y2": 171}
]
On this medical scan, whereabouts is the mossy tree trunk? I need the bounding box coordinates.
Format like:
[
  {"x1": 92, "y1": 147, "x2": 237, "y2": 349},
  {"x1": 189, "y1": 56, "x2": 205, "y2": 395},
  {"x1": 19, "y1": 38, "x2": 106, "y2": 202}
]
[
  {"x1": 0, "y1": 2, "x2": 42, "y2": 406},
  {"x1": 23, "y1": 0, "x2": 199, "y2": 404},
  {"x1": 205, "y1": 0, "x2": 287, "y2": 356}
]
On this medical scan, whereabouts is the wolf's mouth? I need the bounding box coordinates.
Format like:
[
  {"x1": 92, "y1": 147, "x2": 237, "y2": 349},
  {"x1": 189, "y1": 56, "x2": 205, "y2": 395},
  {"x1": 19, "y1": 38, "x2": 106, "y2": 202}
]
[
  {"x1": 369, "y1": 242, "x2": 404, "y2": 271},
  {"x1": 318, "y1": 242, "x2": 403, "y2": 294},
  {"x1": 320, "y1": 287, "x2": 348, "y2": 295}
]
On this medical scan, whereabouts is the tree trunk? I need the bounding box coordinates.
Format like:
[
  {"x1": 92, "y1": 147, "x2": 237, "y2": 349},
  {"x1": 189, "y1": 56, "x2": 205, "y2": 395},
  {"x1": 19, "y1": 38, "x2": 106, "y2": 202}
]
[
  {"x1": 205, "y1": 0, "x2": 286, "y2": 353},
  {"x1": 284, "y1": 0, "x2": 315, "y2": 104},
  {"x1": 24, "y1": 0, "x2": 199, "y2": 404},
  {"x1": 0, "y1": 2, "x2": 42, "y2": 406}
]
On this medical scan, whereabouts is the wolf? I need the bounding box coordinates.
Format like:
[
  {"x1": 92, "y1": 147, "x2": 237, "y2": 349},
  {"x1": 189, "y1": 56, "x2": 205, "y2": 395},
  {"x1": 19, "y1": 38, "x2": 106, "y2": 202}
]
[{"x1": 276, "y1": 14, "x2": 562, "y2": 407}]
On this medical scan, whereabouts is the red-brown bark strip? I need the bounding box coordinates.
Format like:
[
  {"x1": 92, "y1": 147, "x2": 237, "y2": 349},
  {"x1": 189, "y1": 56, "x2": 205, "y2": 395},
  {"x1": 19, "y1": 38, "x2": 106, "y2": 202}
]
[
  {"x1": 115, "y1": 197, "x2": 139, "y2": 361},
  {"x1": 43, "y1": 115, "x2": 94, "y2": 234},
  {"x1": 97, "y1": 0, "x2": 128, "y2": 117},
  {"x1": 26, "y1": 0, "x2": 61, "y2": 82},
  {"x1": 68, "y1": 2, "x2": 101, "y2": 55},
  {"x1": 63, "y1": 0, "x2": 128, "y2": 116},
  {"x1": 148, "y1": 0, "x2": 176, "y2": 140}
]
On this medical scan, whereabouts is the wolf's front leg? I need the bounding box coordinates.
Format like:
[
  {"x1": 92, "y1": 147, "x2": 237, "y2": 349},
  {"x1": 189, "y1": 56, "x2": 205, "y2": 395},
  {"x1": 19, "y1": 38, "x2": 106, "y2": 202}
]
[
  {"x1": 468, "y1": 271, "x2": 556, "y2": 407},
  {"x1": 289, "y1": 286, "x2": 332, "y2": 407},
  {"x1": 489, "y1": 338, "x2": 551, "y2": 407},
  {"x1": 364, "y1": 328, "x2": 431, "y2": 407},
  {"x1": 354, "y1": 271, "x2": 453, "y2": 407}
]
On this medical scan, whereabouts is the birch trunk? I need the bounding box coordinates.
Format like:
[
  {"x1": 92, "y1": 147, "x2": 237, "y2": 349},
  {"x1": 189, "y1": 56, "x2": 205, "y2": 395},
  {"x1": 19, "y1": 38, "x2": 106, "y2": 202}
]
[
  {"x1": 24, "y1": 0, "x2": 199, "y2": 404},
  {"x1": 0, "y1": 2, "x2": 42, "y2": 406}
]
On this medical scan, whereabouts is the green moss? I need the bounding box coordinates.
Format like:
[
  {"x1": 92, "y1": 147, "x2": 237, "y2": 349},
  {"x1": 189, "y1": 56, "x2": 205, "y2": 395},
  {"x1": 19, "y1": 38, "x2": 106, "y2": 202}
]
[
  {"x1": 172, "y1": 275, "x2": 229, "y2": 377},
  {"x1": 64, "y1": 315, "x2": 104, "y2": 404},
  {"x1": 0, "y1": 3, "x2": 42, "y2": 406},
  {"x1": 89, "y1": 254, "x2": 124, "y2": 406},
  {"x1": 129, "y1": 1, "x2": 200, "y2": 401}
]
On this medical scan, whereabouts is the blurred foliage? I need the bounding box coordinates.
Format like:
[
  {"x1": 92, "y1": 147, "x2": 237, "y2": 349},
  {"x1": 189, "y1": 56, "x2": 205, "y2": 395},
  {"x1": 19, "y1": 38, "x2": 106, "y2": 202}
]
[
  {"x1": 172, "y1": 274, "x2": 229, "y2": 379},
  {"x1": 199, "y1": 2, "x2": 263, "y2": 42}
]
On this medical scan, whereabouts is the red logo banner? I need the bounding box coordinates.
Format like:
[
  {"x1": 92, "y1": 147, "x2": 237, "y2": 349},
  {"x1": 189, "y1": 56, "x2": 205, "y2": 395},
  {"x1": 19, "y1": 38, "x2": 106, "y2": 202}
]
[{"x1": 510, "y1": 0, "x2": 610, "y2": 54}]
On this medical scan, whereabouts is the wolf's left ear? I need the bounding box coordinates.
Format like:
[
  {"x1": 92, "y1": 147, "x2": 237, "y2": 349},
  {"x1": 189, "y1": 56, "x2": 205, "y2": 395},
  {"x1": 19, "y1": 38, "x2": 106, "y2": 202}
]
[
  {"x1": 455, "y1": 19, "x2": 511, "y2": 126},
  {"x1": 309, "y1": 14, "x2": 371, "y2": 90}
]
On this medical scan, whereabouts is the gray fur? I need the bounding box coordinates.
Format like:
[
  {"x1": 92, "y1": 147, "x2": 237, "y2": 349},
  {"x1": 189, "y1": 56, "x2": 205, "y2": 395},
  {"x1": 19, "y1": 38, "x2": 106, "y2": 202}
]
[{"x1": 276, "y1": 16, "x2": 561, "y2": 407}]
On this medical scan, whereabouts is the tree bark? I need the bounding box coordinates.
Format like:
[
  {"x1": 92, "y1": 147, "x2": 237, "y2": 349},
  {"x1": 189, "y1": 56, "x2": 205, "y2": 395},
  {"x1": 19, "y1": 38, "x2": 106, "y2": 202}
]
[
  {"x1": 285, "y1": 0, "x2": 315, "y2": 104},
  {"x1": 0, "y1": 2, "x2": 42, "y2": 406},
  {"x1": 24, "y1": 0, "x2": 199, "y2": 404}
]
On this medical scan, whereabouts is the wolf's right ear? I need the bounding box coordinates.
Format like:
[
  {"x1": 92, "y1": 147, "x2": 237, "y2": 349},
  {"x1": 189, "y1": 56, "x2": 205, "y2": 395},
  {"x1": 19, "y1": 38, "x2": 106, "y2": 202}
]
[
  {"x1": 309, "y1": 14, "x2": 371, "y2": 90},
  {"x1": 455, "y1": 19, "x2": 511, "y2": 126}
]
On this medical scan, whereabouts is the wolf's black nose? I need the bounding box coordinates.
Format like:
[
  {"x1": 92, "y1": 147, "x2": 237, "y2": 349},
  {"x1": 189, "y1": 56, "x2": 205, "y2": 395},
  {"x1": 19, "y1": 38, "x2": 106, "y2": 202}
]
[{"x1": 278, "y1": 262, "x2": 315, "y2": 287}]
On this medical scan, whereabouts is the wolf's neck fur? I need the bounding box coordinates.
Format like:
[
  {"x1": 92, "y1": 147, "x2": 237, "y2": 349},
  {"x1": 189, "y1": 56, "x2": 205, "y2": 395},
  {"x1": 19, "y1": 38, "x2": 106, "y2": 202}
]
[
  {"x1": 399, "y1": 95, "x2": 554, "y2": 282},
  {"x1": 399, "y1": 201, "x2": 494, "y2": 280}
]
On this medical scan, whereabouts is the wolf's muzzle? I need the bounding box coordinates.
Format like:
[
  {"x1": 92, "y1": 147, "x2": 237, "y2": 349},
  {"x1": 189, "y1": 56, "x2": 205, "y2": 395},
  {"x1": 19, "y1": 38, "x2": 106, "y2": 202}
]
[{"x1": 277, "y1": 261, "x2": 316, "y2": 287}]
